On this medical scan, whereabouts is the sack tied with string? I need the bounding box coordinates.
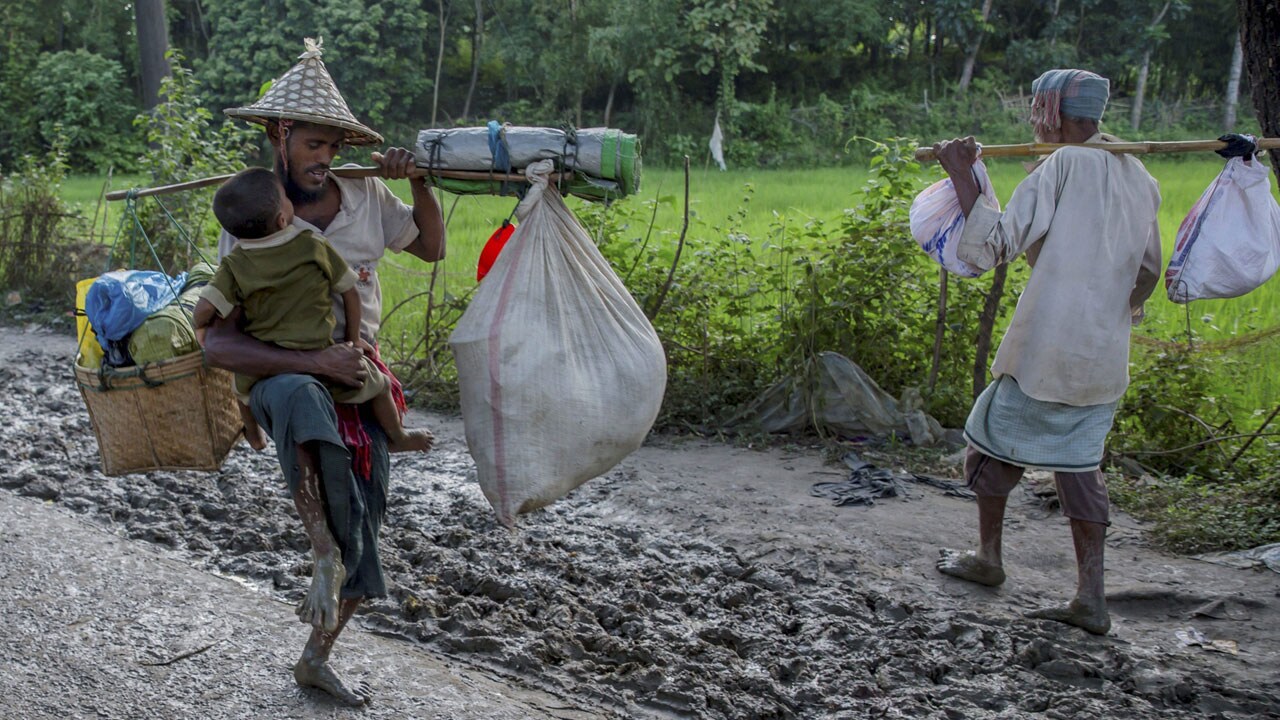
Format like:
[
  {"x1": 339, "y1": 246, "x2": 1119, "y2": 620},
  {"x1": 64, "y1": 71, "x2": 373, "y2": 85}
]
[
  {"x1": 450, "y1": 160, "x2": 667, "y2": 527},
  {"x1": 1165, "y1": 155, "x2": 1280, "y2": 303},
  {"x1": 909, "y1": 158, "x2": 1000, "y2": 278}
]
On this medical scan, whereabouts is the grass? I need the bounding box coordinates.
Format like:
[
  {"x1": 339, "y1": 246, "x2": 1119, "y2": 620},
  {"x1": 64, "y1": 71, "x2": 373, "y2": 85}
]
[{"x1": 62, "y1": 155, "x2": 1280, "y2": 416}]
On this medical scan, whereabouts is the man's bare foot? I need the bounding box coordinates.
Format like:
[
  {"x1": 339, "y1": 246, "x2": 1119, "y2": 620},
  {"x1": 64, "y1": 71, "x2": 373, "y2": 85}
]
[
  {"x1": 294, "y1": 659, "x2": 370, "y2": 706},
  {"x1": 296, "y1": 553, "x2": 345, "y2": 632},
  {"x1": 936, "y1": 548, "x2": 1006, "y2": 587},
  {"x1": 1026, "y1": 598, "x2": 1111, "y2": 635},
  {"x1": 387, "y1": 428, "x2": 434, "y2": 454}
]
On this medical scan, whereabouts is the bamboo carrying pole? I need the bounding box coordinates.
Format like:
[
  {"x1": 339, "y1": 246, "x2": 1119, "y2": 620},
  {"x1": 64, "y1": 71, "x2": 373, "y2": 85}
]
[
  {"x1": 104, "y1": 166, "x2": 574, "y2": 202},
  {"x1": 915, "y1": 137, "x2": 1280, "y2": 162}
]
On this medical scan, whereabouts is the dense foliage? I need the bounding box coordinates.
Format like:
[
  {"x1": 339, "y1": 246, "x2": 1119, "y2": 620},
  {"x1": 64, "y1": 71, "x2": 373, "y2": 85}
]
[{"x1": 0, "y1": 0, "x2": 1256, "y2": 172}]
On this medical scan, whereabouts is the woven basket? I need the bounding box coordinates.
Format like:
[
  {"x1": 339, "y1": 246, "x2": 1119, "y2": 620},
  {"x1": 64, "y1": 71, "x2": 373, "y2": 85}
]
[{"x1": 74, "y1": 350, "x2": 244, "y2": 475}]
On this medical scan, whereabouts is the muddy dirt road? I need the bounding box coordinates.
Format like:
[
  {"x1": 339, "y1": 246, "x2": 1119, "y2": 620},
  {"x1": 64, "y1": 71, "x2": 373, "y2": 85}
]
[{"x1": 2, "y1": 326, "x2": 1278, "y2": 718}]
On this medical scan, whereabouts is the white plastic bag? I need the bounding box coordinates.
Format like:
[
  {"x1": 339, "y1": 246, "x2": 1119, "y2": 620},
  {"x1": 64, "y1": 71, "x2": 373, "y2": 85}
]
[
  {"x1": 1165, "y1": 156, "x2": 1280, "y2": 303},
  {"x1": 909, "y1": 158, "x2": 1000, "y2": 278},
  {"x1": 450, "y1": 160, "x2": 667, "y2": 527}
]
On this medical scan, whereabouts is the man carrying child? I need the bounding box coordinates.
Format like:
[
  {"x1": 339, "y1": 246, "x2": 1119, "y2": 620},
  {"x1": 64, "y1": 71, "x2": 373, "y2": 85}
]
[
  {"x1": 195, "y1": 167, "x2": 433, "y2": 456},
  {"x1": 200, "y1": 39, "x2": 445, "y2": 706}
]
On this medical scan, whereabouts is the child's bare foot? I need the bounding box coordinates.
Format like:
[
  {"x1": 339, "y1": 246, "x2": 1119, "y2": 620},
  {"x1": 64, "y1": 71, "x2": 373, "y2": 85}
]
[
  {"x1": 245, "y1": 425, "x2": 268, "y2": 451},
  {"x1": 387, "y1": 428, "x2": 434, "y2": 454}
]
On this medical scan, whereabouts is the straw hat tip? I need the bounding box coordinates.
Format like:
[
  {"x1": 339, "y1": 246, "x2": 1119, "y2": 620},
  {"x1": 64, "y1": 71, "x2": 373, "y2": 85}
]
[{"x1": 301, "y1": 37, "x2": 323, "y2": 60}]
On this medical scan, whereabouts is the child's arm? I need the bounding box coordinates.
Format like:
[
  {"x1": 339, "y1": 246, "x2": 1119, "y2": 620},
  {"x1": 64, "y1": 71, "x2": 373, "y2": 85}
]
[
  {"x1": 193, "y1": 298, "x2": 221, "y2": 346},
  {"x1": 196, "y1": 263, "x2": 240, "y2": 347}
]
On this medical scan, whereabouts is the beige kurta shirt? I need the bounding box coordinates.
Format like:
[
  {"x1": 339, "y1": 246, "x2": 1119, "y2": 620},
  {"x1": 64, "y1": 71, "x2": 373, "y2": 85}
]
[{"x1": 958, "y1": 133, "x2": 1162, "y2": 407}]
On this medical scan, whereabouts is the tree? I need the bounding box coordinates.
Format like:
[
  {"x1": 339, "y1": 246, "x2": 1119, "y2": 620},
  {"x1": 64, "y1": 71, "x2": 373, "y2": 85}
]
[
  {"x1": 958, "y1": 0, "x2": 995, "y2": 92},
  {"x1": 134, "y1": 0, "x2": 171, "y2": 110},
  {"x1": 1237, "y1": 0, "x2": 1280, "y2": 171},
  {"x1": 1128, "y1": 1, "x2": 1186, "y2": 130},
  {"x1": 198, "y1": 0, "x2": 430, "y2": 138},
  {"x1": 461, "y1": 0, "x2": 485, "y2": 121},
  {"x1": 1222, "y1": 29, "x2": 1242, "y2": 132}
]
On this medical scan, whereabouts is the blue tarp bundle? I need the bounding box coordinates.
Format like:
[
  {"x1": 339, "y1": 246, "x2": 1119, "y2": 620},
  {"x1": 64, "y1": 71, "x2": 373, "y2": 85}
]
[{"x1": 84, "y1": 270, "x2": 187, "y2": 352}]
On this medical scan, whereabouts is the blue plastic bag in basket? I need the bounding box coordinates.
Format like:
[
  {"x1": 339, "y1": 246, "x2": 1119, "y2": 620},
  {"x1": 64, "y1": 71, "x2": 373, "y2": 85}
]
[{"x1": 85, "y1": 269, "x2": 187, "y2": 350}]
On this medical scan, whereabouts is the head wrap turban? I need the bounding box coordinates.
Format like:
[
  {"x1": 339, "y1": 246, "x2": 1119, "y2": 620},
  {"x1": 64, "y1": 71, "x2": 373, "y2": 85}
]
[{"x1": 1029, "y1": 69, "x2": 1110, "y2": 134}]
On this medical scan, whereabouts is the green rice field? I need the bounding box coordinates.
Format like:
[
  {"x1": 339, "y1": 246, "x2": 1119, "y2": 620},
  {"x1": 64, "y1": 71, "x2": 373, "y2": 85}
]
[{"x1": 65, "y1": 155, "x2": 1280, "y2": 415}]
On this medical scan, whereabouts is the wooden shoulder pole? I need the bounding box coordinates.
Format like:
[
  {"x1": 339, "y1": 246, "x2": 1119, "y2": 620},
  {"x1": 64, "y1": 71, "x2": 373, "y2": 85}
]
[
  {"x1": 914, "y1": 137, "x2": 1280, "y2": 162},
  {"x1": 104, "y1": 167, "x2": 572, "y2": 202}
]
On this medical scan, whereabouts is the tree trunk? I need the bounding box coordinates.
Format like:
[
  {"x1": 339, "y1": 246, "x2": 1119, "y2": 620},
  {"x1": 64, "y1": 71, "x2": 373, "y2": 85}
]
[
  {"x1": 1130, "y1": 49, "x2": 1152, "y2": 130},
  {"x1": 431, "y1": 0, "x2": 449, "y2": 126},
  {"x1": 462, "y1": 0, "x2": 483, "y2": 120},
  {"x1": 1130, "y1": 2, "x2": 1172, "y2": 131},
  {"x1": 1223, "y1": 31, "x2": 1243, "y2": 132},
  {"x1": 135, "y1": 0, "x2": 171, "y2": 110},
  {"x1": 973, "y1": 263, "x2": 1008, "y2": 398},
  {"x1": 603, "y1": 81, "x2": 617, "y2": 127},
  {"x1": 1237, "y1": 0, "x2": 1279, "y2": 172},
  {"x1": 958, "y1": 0, "x2": 995, "y2": 92}
]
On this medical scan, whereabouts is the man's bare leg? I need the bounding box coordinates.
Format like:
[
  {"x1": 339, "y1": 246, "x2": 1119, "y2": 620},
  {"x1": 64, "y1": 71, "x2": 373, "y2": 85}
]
[
  {"x1": 369, "y1": 389, "x2": 433, "y2": 453},
  {"x1": 294, "y1": 597, "x2": 372, "y2": 706},
  {"x1": 937, "y1": 494, "x2": 1009, "y2": 587},
  {"x1": 1026, "y1": 519, "x2": 1111, "y2": 634},
  {"x1": 292, "y1": 442, "x2": 345, "y2": 633}
]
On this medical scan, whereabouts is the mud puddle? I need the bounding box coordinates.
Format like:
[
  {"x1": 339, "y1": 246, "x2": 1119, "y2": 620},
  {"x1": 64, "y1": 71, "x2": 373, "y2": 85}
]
[{"x1": 3, "y1": 338, "x2": 1278, "y2": 718}]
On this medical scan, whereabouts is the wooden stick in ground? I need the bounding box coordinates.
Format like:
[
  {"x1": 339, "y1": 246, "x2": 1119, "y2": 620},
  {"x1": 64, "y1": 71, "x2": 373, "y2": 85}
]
[
  {"x1": 915, "y1": 137, "x2": 1280, "y2": 162},
  {"x1": 927, "y1": 267, "x2": 947, "y2": 394},
  {"x1": 104, "y1": 166, "x2": 573, "y2": 202},
  {"x1": 646, "y1": 155, "x2": 690, "y2": 321}
]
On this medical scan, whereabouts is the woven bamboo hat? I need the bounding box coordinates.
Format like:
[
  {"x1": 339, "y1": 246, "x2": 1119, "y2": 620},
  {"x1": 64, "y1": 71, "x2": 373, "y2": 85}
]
[{"x1": 224, "y1": 37, "x2": 383, "y2": 146}]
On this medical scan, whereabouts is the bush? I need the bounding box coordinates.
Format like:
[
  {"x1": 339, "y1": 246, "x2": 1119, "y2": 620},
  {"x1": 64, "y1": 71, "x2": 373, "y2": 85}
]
[
  {"x1": 574, "y1": 139, "x2": 1015, "y2": 430},
  {"x1": 33, "y1": 50, "x2": 142, "y2": 173},
  {"x1": 0, "y1": 134, "x2": 101, "y2": 312},
  {"x1": 131, "y1": 50, "x2": 256, "y2": 273}
]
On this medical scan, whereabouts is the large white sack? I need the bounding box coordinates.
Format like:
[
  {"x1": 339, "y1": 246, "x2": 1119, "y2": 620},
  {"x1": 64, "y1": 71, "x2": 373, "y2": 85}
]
[
  {"x1": 450, "y1": 160, "x2": 667, "y2": 527},
  {"x1": 909, "y1": 158, "x2": 1000, "y2": 278},
  {"x1": 1165, "y1": 156, "x2": 1280, "y2": 303}
]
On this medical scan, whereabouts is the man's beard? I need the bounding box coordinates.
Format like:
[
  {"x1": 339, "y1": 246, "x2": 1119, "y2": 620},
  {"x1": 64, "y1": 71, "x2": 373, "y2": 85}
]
[{"x1": 276, "y1": 154, "x2": 326, "y2": 205}]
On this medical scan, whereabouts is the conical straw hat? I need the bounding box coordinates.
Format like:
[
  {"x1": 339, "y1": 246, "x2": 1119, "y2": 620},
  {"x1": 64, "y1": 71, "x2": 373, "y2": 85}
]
[{"x1": 224, "y1": 37, "x2": 383, "y2": 146}]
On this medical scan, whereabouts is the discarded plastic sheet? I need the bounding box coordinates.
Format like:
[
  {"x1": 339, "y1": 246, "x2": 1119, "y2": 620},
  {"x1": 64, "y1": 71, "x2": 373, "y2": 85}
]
[
  {"x1": 1175, "y1": 626, "x2": 1239, "y2": 655},
  {"x1": 726, "y1": 352, "x2": 944, "y2": 445}
]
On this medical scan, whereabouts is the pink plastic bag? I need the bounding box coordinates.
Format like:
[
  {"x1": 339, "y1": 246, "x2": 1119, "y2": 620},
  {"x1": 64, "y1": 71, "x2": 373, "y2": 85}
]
[{"x1": 909, "y1": 159, "x2": 1000, "y2": 278}]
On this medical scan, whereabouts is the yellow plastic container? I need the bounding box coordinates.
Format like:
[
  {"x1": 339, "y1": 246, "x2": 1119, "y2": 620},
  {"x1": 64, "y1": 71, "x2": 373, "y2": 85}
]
[{"x1": 75, "y1": 277, "x2": 104, "y2": 368}]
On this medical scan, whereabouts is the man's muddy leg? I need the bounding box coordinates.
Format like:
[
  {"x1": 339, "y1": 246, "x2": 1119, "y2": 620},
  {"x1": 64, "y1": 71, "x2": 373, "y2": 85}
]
[
  {"x1": 938, "y1": 448, "x2": 1020, "y2": 587},
  {"x1": 1026, "y1": 470, "x2": 1111, "y2": 634},
  {"x1": 1027, "y1": 519, "x2": 1111, "y2": 635},
  {"x1": 292, "y1": 441, "x2": 345, "y2": 633},
  {"x1": 938, "y1": 495, "x2": 1008, "y2": 586},
  {"x1": 294, "y1": 597, "x2": 372, "y2": 706}
]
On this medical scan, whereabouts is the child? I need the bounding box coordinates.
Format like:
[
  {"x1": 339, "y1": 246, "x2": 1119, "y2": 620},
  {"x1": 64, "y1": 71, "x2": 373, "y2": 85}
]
[{"x1": 194, "y1": 167, "x2": 432, "y2": 454}]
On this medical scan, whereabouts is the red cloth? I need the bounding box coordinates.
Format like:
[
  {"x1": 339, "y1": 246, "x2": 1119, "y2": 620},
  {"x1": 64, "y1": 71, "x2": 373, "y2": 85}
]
[
  {"x1": 477, "y1": 221, "x2": 516, "y2": 281},
  {"x1": 334, "y1": 344, "x2": 405, "y2": 480}
]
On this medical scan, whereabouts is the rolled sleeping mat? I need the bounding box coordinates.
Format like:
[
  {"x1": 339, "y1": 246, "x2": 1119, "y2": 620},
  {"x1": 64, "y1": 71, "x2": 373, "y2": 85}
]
[{"x1": 414, "y1": 125, "x2": 641, "y2": 200}]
